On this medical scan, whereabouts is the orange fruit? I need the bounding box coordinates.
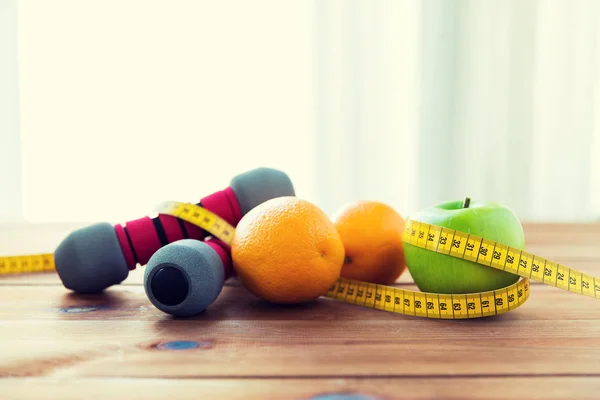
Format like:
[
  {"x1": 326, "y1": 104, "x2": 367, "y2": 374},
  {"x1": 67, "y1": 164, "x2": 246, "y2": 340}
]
[
  {"x1": 232, "y1": 196, "x2": 345, "y2": 304},
  {"x1": 331, "y1": 200, "x2": 407, "y2": 285}
]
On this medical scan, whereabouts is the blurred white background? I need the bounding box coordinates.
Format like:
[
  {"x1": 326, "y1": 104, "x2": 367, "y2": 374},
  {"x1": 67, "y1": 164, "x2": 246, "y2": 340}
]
[{"x1": 2, "y1": 0, "x2": 600, "y2": 228}]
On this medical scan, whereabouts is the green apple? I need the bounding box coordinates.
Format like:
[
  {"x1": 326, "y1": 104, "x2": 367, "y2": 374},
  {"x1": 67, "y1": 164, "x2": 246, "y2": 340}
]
[{"x1": 404, "y1": 198, "x2": 525, "y2": 294}]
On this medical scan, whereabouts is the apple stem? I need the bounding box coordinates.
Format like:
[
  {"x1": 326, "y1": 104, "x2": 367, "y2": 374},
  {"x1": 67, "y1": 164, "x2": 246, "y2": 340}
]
[{"x1": 463, "y1": 197, "x2": 471, "y2": 209}]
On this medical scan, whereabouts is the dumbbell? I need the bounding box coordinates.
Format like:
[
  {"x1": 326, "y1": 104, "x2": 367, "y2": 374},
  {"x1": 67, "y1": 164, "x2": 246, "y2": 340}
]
[
  {"x1": 53, "y1": 167, "x2": 295, "y2": 293},
  {"x1": 143, "y1": 237, "x2": 234, "y2": 317}
]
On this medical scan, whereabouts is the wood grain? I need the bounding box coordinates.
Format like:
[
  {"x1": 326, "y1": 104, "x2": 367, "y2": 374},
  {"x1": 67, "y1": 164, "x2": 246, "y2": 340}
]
[
  {"x1": 0, "y1": 223, "x2": 599, "y2": 399},
  {"x1": 2, "y1": 377, "x2": 600, "y2": 400}
]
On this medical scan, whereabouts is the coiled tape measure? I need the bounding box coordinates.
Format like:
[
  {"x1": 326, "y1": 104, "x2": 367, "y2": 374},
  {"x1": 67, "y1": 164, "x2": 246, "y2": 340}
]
[{"x1": 2, "y1": 201, "x2": 598, "y2": 319}]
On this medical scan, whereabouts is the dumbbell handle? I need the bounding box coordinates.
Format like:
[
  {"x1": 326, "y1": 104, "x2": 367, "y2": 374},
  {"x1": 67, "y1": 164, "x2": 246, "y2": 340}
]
[
  {"x1": 205, "y1": 238, "x2": 234, "y2": 280},
  {"x1": 114, "y1": 187, "x2": 242, "y2": 270}
]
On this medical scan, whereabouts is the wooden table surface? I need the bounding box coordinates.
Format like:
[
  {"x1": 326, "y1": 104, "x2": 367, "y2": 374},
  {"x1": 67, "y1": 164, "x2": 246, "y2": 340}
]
[{"x1": 1, "y1": 223, "x2": 600, "y2": 399}]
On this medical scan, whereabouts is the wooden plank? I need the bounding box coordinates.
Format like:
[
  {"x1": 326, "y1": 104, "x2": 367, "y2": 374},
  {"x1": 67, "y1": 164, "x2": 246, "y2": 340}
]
[
  {"x1": 2, "y1": 377, "x2": 600, "y2": 400},
  {"x1": 0, "y1": 280, "x2": 597, "y2": 322},
  {"x1": 48, "y1": 335, "x2": 600, "y2": 379},
  {"x1": 0, "y1": 283, "x2": 599, "y2": 378},
  {"x1": 521, "y1": 222, "x2": 600, "y2": 233}
]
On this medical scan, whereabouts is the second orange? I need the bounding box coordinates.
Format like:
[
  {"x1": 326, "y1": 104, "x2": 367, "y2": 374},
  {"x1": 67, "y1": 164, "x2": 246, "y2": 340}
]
[{"x1": 332, "y1": 200, "x2": 407, "y2": 285}]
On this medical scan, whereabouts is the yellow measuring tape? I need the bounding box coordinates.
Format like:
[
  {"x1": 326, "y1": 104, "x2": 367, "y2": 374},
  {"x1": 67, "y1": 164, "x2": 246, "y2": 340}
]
[
  {"x1": 153, "y1": 201, "x2": 236, "y2": 246},
  {"x1": 0, "y1": 253, "x2": 55, "y2": 275},
  {"x1": 324, "y1": 217, "x2": 599, "y2": 319},
  {"x1": 2, "y1": 202, "x2": 598, "y2": 320}
]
